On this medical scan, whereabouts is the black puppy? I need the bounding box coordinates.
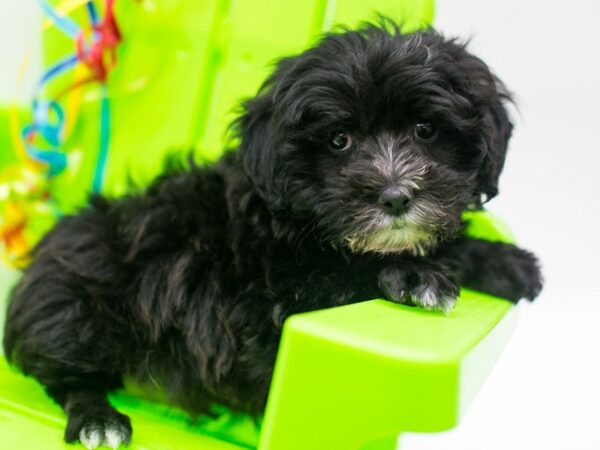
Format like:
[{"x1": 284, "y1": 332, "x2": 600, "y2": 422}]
[{"x1": 3, "y1": 22, "x2": 542, "y2": 449}]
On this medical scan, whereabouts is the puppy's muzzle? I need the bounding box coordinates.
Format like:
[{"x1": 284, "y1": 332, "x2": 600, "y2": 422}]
[{"x1": 378, "y1": 186, "x2": 412, "y2": 217}]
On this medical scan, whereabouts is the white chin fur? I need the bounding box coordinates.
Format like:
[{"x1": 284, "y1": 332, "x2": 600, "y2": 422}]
[{"x1": 345, "y1": 224, "x2": 435, "y2": 255}]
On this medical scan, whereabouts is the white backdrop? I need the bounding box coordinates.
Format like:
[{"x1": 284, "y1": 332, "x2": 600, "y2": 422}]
[
  {"x1": 0, "y1": 3, "x2": 41, "y2": 105},
  {"x1": 404, "y1": 1, "x2": 600, "y2": 449},
  {"x1": 1, "y1": 1, "x2": 599, "y2": 450}
]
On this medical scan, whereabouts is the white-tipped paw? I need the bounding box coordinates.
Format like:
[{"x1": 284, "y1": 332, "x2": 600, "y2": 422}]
[
  {"x1": 66, "y1": 408, "x2": 132, "y2": 450},
  {"x1": 378, "y1": 265, "x2": 459, "y2": 314},
  {"x1": 410, "y1": 283, "x2": 458, "y2": 314},
  {"x1": 79, "y1": 421, "x2": 130, "y2": 450},
  {"x1": 80, "y1": 427, "x2": 103, "y2": 449}
]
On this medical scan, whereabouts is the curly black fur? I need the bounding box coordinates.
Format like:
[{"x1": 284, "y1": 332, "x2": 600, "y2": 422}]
[{"x1": 3, "y1": 22, "x2": 542, "y2": 448}]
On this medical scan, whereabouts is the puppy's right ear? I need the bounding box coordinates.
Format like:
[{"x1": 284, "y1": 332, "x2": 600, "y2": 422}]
[
  {"x1": 234, "y1": 93, "x2": 279, "y2": 203},
  {"x1": 232, "y1": 58, "x2": 297, "y2": 206}
]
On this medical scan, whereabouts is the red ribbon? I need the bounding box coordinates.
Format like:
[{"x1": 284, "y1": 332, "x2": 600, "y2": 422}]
[{"x1": 76, "y1": 0, "x2": 122, "y2": 82}]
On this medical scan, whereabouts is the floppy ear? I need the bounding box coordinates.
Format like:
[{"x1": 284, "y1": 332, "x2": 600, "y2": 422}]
[
  {"x1": 453, "y1": 47, "x2": 514, "y2": 202},
  {"x1": 478, "y1": 88, "x2": 513, "y2": 201},
  {"x1": 234, "y1": 93, "x2": 280, "y2": 204},
  {"x1": 232, "y1": 57, "x2": 298, "y2": 207}
]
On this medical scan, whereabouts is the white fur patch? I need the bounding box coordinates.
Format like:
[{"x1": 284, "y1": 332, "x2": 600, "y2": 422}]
[
  {"x1": 372, "y1": 137, "x2": 429, "y2": 185},
  {"x1": 79, "y1": 423, "x2": 127, "y2": 450},
  {"x1": 345, "y1": 221, "x2": 435, "y2": 255},
  {"x1": 105, "y1": 427, "x2": 127, "y2": 450},
  {"x1": 416, "y1": 287, "x2": 440, "y2": 308},
  {"x1": 411, "y1": 287, "x2": 457, "y2": 314},
  {"x1": 80, "y1": 428, "x2": 103, "y2": 449}
]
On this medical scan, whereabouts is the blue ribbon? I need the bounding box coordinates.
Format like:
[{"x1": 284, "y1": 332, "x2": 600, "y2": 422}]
[
  {"x1": 21, "y1": 127, "x2": 68, "y2": 177},
  {"x1": 92, "y1": 86, "x2": 111, "y2": 193},
  {"x1": 27, "y1": 0, "x2": 112, "y2": 193},
  {"x1": 86, "y1": 1, "x2": 100, "y2": 25},
  {"x1": 38, "y1": 54, "x2": 79, "y2": 89},
  {"x1": 37, "y1": 0, "x2": 81, "y2": 39}
]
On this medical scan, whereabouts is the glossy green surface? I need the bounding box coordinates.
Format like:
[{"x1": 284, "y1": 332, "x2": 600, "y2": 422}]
[
  {"x1": 0, "y1": 359, "x2": 255, "y2": 450},
  {"x1": 260, "y1": 292, "x2": 515, "y2": 450}
]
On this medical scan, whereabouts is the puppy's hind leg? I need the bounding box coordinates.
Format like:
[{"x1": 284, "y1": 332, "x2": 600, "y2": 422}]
[
  {"x1": 13, "y1": 333, "x2": 133, "y2": 449},
  {"x1": 4, "y1": 263, "x2": 133, "y2": 448},
  {"x1": 11, "y1": 341, "x2": 133, "y2": 449},
  {"x1": 48, "y1": 386, "x2": 132, "y2": 450}
]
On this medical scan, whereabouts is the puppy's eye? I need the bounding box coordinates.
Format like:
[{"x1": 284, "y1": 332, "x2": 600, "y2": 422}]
[
  {"x1": 414, "y1": 122, "x2": 438, "y2": 142},
  {"x1": 329, "y1": 131, "x2": 353, "y2": 152}
]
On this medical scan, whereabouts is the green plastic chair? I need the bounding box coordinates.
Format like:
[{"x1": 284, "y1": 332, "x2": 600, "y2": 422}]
[{"x1": 0, "y1": 1, "x2": 519, "y2": 449}]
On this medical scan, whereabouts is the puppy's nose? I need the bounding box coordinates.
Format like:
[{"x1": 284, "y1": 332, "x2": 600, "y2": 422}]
[{"x1": 378, "y1": 187, "x2": 411, "y2": 216}]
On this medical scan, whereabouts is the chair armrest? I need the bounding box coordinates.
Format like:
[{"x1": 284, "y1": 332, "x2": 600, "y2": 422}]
[{"x1": 259, "y1": 292, "x2": 516, "y2": 450}]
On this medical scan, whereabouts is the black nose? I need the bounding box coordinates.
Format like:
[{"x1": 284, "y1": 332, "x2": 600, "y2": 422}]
[{"x1": 378, "y1": 187, "x2": 411, "y2": 216}]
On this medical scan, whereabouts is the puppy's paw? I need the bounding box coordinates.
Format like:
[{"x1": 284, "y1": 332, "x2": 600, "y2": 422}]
[
  {"x1": 378, "y1": 265, "x2": 459, "y2": 313},
  {"x1": 65, "y1": 407, "x2": 132, "y2": 449},
  {"x1": 493, "y1": 247, "x2": 543, "y2": 302},
  {"x1": 410, "y1": 270, "x2": 460, "y2": 313}
]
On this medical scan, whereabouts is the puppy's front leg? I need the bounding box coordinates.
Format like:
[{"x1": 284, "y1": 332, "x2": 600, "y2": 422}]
[
  {"x1": 435, "y1": 238, "x2": 543, "y2": 302},
  {"x1": 273, "y1": 256, "x2": 459, "y2": 322},
  {"x1": 377, "y1": 260, "x2": 459, "y2": 313}
]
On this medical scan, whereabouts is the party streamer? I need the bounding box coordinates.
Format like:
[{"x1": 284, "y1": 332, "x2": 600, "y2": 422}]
[{"x1": 1, "y1": 0, "x2": 128, "y2": 265}]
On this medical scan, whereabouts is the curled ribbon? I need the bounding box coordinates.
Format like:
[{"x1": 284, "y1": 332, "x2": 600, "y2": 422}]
[
  {"x1": 24, "y1": 0, "x2": 123, "y2": 189},
  {"x1": 2, "y1": 0, "x2": 130, "y2": 265}
]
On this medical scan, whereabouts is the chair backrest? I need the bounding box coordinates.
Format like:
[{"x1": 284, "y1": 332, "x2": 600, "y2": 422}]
[
  {"x1": 0, "y1": 1, "x2": 433, "y2": 262},
  {"x1": 40, "y1": 0, "x2": 434, "y2": 209}
]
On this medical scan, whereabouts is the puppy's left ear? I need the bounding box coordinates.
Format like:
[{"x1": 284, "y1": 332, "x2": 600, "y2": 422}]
[
  {"x1": 478, "y1": 84, "x2": 513, "y2": 201},
  {"x1": 456, "y1": 49, "x2": 514, "y2": 202}
]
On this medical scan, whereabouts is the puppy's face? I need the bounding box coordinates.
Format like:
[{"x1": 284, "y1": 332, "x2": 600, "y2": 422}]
[{"x1": 235, "y1": 24, "x2": 513, "y2": 255}]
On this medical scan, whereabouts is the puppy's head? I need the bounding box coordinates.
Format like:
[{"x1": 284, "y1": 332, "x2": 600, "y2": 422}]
[{"x1": 233, "y1": 22, "x2": 513, "y2": 255}]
